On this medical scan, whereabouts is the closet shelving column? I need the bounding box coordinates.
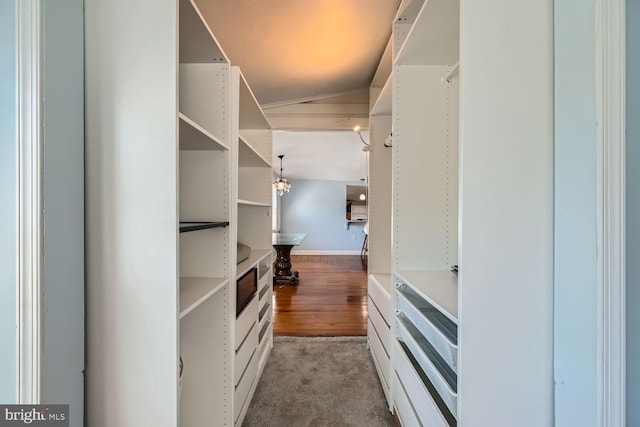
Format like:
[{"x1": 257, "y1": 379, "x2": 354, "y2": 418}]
[
  {"x1": 390, "y1": 0, "x2": 460, "y2": 425},
  {"x1": 178, "y1": 0, "x2": 235, "y2": 425},
  {"x1": 230, "y1": 67, "x2": 274, "y2": 427},
  {"x1": 367, "y1": 35, "x2": 394, "y2": 410}
]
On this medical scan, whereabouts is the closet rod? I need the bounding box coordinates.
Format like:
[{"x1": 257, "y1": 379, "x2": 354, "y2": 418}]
[{"x1": 441, "y1": 62, "x2": 460, "y2": 83}]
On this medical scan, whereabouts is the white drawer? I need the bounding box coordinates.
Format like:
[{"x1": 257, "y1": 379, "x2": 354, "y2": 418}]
[
  {"x1": 235, "y1": 322, "x2": 258, "y2": 386},
  {"x1": 394, "y1": 372, "x2": 421, "y2": 427},
  {"x1": 235, "y1": 295, "x2": 258, "y2": 350},
  {"x1": 235, "y1": 348, "x2": 259, "y2": 422},
  {"x1": 397, "y1": 285, "x2": 458, "y2": 372},
  {"x1": 258, "y1": 270, "x2": 271, "y2": 294},
  {"x1": 394, "y1": 340, "x2": 452, "y2": 427},
  {"x1": 368, "y1": 275, "x2": 391, "y2": 325},
  {"x1": 368, "y1": 297, "x2": 390, "y2": 354},
  {"x1": 258, "y1": 316, "x2": 271, "y2": 343},
  {"x1": 368, "y1": 319, "x2": 390, "y2": 390},
  {"x1": 258, "y1": 301, "x2": 271, "y2": 327},
  {"x1": 259, "y1": 284, "x2": 272, "y2": 309},
  {"x1": 397, "y1": 315, "x2": 457, "y2": 417},
  {"x1": 258, "y1": 324, "x2": 273, "y2": 368}
]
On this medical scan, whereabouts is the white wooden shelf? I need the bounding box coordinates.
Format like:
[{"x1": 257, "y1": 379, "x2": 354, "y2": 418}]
[
  {"x1": 239, "y1": 135, "x2": 271, "y2": 167},
  {"x1": 179, "y1": 0, "x2": 228, "y2": 64},
  {"x1": 371, "y1": 38, "x2": 393, "y2": 89},
  {"x1": 395, "y1": 270, "x2": 458, "y2": 323},
  {"x1": 370, "y1": 74, "x2": 392, "y2": 116},
  {"x1": 237, "y1": 249, "x2": 272, "y2": 279},
  {"x1": 179, "y1": 277, "x2": 229, "y2": 319},
  {"x1": 179, "y1": 113, "x2": 229, "y2": 151},
  {"x1": 238, "y1": 71, "x2": 270, "y2": 129},
  {"x1": 395, "y1": 0, "x2": 459, "y2": 66},
  {"x1": 237, "y1": 199, "x2": 271, "y2": 207}
]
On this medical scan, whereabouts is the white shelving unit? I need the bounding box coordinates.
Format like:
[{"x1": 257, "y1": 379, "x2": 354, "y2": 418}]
[
  {"x1": 390, "y1": 0, "x2": 460, "y2": 423},
  {"x1": 367, "y1": 0, "x2": 460, "y2": 425},
  {"x1": 85, "y1": 0, "x2": 272, "y2": 425}
]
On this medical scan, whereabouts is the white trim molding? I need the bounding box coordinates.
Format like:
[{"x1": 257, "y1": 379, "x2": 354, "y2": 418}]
[
  {"x1": 16, "y1": 0, "x2": 43, "y2": 404},
  {"x1": 596, "y1": 0, "x2": 626, "y2": 425}
]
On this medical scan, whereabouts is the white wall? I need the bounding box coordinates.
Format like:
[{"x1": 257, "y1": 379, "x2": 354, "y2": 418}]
[
  {"x1": 458, "y1": 1, "x2": 554, "y2": 425},
  {"x1": 281, "y1": 179, "x2": 366, "y2": 253},
  {"x1": 627, "y1": 0, "x2": 640, "y2": 423},
  {"x1": 41, "y1": 1, "x2": 85, "y2": 424},
  {"x1": 553, "y1": 1, "x2": 599, "y2": 425},
  {"x1": 0, "y1": 0, "x2": 17, "y2": 404}
]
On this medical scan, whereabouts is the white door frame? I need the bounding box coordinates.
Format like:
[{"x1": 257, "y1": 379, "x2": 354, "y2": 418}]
[
  {"x1": 597, "y1": 0, "x2": 626, "y2": 425},
  {"x1": 16, "y1": 0, "x2": 43, "y2": 403}
]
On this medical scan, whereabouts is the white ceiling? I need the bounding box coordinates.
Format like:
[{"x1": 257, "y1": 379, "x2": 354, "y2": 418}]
[
  {"x1": 195, "y1": 0, "x2": 400, "y2": 106},
  {"x1": 195, "y1": 0, "x2": 399, "y2": 180},
  {"x1": 273, "y1": 131, "x2": 369, "y2": 182}
]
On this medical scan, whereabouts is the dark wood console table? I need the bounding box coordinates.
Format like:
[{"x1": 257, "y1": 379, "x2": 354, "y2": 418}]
[{"x1": 272, "y1": 233, "x2": 306, "y2": 285}]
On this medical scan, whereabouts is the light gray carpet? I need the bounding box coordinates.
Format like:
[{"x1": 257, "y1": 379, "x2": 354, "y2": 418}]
[{"x1": 242, "y1": 336, "x2": 395, "y2": 427}]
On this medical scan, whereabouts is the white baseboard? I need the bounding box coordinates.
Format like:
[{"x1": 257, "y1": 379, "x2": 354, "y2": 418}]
[{"x1": 291, "y1": 250, "x2": 362, "y2": 256}]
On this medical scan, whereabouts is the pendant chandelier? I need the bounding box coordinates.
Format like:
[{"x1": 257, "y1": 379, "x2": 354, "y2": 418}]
[{"x1": 273, "y1": 154, "x2": 291, "y2": 196}]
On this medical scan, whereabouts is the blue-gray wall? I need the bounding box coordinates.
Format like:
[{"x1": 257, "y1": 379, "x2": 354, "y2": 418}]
[
  {"x1": 0, "y1": 0, "x2": 17, "y2": 404},
  {"x1": 554, "y1": 1, "x2": 598, "y2": 425},
  {"x1": 627, "y1": 0, "x2": 640, "y2": 424},
  {"x1": 42, "y1": 1, "x2": 85, "y2": 424},
  {"x1": 281, "y1": 179, "x2": 366, "y2": 253}
]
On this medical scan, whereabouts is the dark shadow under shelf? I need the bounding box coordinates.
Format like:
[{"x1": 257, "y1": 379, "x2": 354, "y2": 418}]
[{"x1": 179, "y1": 221, "x2": 230, "y2": 233}]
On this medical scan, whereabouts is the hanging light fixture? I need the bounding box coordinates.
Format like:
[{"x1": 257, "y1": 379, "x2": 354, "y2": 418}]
[{"x1": 273, "y1": 154, "x2": 291, "y2": 196}]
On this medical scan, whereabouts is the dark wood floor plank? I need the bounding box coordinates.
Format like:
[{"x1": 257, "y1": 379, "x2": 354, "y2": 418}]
[{"x1": 273, "y1": 255, "x2": 368, "y2": 336}]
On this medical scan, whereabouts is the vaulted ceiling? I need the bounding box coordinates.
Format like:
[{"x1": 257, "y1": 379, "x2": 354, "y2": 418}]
[
  {"x1": 196, "y1": 0, "x2": 400, "y2": 131},
  {"x1": 195, "y1": 0, "x2": 400, "y2": 179}
]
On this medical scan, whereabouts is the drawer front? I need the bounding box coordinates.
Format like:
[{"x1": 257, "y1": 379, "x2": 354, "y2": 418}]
[
  {"x1": 397, "y1": 317, "x2": 457, "y2": 416},
  {"x1": 235, "y1": 322, "x2": 259, "y2": 386},
  {"x1": 368, "y1": 297, "x2": 390, "y2": 354},
  {"x1": 235, "y1": 348, "x2": 259, "y2": 422},
  {"x1": 368, "y1": 319, "x2": 390, "y2": 390},
  {"x1": 259, "y1": 300, "x2": 271, "y2": 326},
  {"x1": 397, "y1": 288, "x2": 458, "y2": 372},
  {"x1": 259, "y1": 285, "x2": 272, "y2": 309},
  {"x1": 394, "y1": 373, "x2": 421, "y2": 427},
  {"x1": 394, "y1": 340, "x2": 451, "y2": 427},
  {"x1": 258, "y1": 271, "x2": 271, "y2": 295},
  {"x1": 368, "y1": 276, "x2": 391, "y2": 325},
  {"x1": 236, "y1": 295, "x2": 258, "y2": 349}
]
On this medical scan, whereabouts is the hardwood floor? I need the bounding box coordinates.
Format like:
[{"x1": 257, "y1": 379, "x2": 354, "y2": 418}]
[{"x1": 272, "y1": 255, "x2": 369, "y2": 336}]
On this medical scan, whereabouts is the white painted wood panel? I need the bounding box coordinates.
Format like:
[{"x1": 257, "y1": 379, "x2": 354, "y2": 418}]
[
  {"x1": 397, "y1": 317, "x2": 457, "y2": 416},
  {"x1": 180, "y1": 63, "x2": 230, "y2": 143},
  {"x1": 394, "y1": 340, "x2": 450, "y2": 427},
  {"x1": 235, "y1": 323, "x2": 259, "y2": 386},
  {"x1": 237, "y1": 205, "x2": 272, "y2": 253},
  {"x1": 235, "y1": 295, "x2": 258, "y2": 350},
  {"x1": 458, "y1": 1, "x2": 554, "y2": 425},
  {"x1": 369, "y1": 297, "x2": 391, "y2": 353},
  {"x1": 367, "y1": 113, "x2": 393, "y2": 280},
  {"x1": 179, "y1": 229, "x2": 229, "y2": 278},
  {"x1": 180, "y1": 150, "x2": 228, "y2": 221},
  {"x1": 179, "y1": 113, "x2": 228, "y2": 151},
  {"x1": 84, "y1": 0, "x2": 178, "y2": 424},
  {"x1": 180, "y1": 286, "x2": 231, "y2": 427},
  {"x1": 395, "y1": 270, "x2": 458, "y2": 323},
  {"x1": 393, "y1": 65, "x2": 457, "y2": 270},
  {"x1": 369, "y1": 274, "x2": 392, "y2": 324},
  {"x1": 393, "y1": 373, "x2": 422, "y2": 427},
  {"x1": 368, "y1": 319, "x2": 390, "y2": 391},
  {"x1": 234, "y1": 349, "x2": 259, "y2": 422}
]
